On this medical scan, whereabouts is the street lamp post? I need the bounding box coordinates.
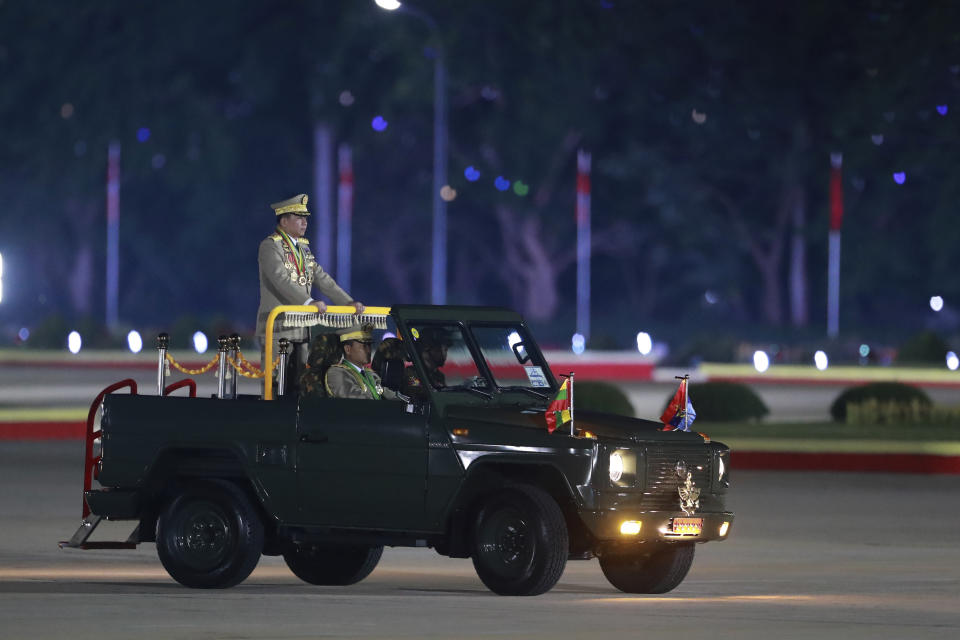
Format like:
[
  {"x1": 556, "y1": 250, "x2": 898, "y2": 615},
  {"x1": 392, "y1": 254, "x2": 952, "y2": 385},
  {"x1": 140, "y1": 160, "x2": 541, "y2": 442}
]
[{"x1": 375, "y1": 0, "x2": 448, "y2": 305}]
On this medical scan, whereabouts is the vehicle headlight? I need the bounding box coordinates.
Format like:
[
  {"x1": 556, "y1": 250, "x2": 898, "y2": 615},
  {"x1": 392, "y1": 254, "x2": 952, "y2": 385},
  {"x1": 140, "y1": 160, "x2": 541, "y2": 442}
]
[
  {"x1": 609, "y1": 452, "x2": 624, "y2": 483},
  {"x1": 715, "y1": 448, "x2": 730, "y2": 488},
  {"x1": 607, "y1": 449, "x2": 639, "y2": 488}
]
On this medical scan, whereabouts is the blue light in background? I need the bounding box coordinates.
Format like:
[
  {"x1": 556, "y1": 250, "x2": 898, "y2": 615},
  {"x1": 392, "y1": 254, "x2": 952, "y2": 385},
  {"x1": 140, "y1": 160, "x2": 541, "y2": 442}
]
[
  {"x1": 371, "y1": 116, "x2": 388, "y2": 132},
  {"x1": 192, "y1": 331, "x2": 208, "y2": 354},
  {"x1": 571, "y1": 333, "x2": 585, "y2": 354},
  {"x1": 18, "y1": 327, "x2": 29, "y2": 341},
  {"x1": 136, "y1": 127, "x2": 151, "y2": 143},
  {"x1": 494, "y1": 176, "x2": 511, "y2": 191},
  {"x1": 893, "y1": 172, "x2": 906, "y2": 185},
  {"x1": 937, "y1": 104, "x2": 948, "y2": 116},
  {"x1": 464, "y1": 166, "x2": 480, "y2": 182}
]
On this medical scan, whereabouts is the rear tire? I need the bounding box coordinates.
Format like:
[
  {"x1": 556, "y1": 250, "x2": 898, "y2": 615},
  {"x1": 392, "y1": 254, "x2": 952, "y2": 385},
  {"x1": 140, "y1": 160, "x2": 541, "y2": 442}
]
[
  {"x1": 156, "y1": 480, "x2": 263, "y2": 588},
  {"x1": 283, "y1": 544, "x2": 383, "y2": 585},
  {"x1": 471, "y1": 484, "x2": 568, "y2": 596},
  {"x1": 599, "y1": 543, "x2": 695, "y2": 593}
]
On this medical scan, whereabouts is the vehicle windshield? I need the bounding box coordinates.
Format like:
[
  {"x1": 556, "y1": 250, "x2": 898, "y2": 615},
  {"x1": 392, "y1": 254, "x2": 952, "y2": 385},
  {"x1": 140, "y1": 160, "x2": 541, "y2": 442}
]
[
  {"x1": 407, "y1": 323, "x2": 486, "y2": 392},
  {"x1": 469, "y1": 325, "x2": 553, "y2": 392}
]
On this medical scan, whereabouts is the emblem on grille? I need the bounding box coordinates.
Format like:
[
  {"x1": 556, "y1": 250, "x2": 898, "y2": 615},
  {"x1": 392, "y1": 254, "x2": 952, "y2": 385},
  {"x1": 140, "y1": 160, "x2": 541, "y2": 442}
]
[{"x1": 676, "y1": 460, "x2": 700, "y2": 515}]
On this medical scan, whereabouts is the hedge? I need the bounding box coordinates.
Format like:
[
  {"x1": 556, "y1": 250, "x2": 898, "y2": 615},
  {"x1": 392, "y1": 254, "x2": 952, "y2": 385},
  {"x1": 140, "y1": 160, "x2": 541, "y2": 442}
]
[{"x1": 830, "y1": 382, "x2": 931, "y2": 422}]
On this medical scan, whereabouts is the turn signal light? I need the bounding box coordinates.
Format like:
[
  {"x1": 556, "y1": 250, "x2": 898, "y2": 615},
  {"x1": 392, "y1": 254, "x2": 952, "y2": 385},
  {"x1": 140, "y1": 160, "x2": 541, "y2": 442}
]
[
  {"x1": 620, "y1": 521, "x2": 642, "y2": 535},
  {"x1": 452, "y1": 428, "x2": 469, "y2": 436},
  {"x1": 719, "y1": 521, "x2": 730, "y2": 537}
]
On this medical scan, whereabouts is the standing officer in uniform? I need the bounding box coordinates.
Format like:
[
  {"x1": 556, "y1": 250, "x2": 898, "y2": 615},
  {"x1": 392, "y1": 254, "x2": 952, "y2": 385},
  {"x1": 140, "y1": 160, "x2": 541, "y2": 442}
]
[
  {"x1": 325, "y1": 325, "x2": 401, "y2": 400},
  {"x1": 256, "y1": 193, "x2": 364, "y2": 387}
]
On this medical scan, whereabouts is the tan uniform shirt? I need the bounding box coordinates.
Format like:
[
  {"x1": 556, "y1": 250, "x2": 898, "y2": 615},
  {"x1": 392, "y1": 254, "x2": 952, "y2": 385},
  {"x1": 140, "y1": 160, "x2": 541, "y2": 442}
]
[
  {"x1": 325, "y1": 361, "x2": 399, "y2": 400},
  {"x1": 255, "y1": 233, "x2": 353, "y2": 343}
]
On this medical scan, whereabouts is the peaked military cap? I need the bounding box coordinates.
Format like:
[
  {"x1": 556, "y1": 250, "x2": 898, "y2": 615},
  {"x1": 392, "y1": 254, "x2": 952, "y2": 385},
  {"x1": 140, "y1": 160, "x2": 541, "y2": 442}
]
[
  {"x1": 271, "y1": 193, "x2": 310, "y2": 216},
  {"x1": 339, "y1": 324, "x2": 374, "y2": 344}
]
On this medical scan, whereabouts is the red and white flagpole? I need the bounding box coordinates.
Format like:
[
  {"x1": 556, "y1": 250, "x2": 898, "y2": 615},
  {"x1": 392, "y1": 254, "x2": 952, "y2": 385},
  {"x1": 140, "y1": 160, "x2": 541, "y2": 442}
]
[
  {"x1": 336, "y1": 143, "x2": 354, "y2": 292},
  {"x1": 575, "y1": 150, "x2": 591, "y2": 344},
  {"x1": 827, "y1": 152, "x2": 843, "y2": 338},
  {"x1": 105, "y1": 141, "x2": 121, "y2": 331}
]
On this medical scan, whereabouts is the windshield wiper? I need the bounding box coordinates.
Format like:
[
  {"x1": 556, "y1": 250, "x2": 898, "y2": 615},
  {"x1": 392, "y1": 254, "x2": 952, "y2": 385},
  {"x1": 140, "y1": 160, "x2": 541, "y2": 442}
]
[
  {"x1": 459, "y1": 386, "x2": 493, "y2": 399},
  {"x1": 500, "y1": 386, "x2": 550, "y2": 400}
]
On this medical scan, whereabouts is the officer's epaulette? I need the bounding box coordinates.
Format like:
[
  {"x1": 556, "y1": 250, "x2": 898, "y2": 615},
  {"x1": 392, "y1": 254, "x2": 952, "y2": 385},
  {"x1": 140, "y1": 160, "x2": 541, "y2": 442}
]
[
  {"x1": 269, "y1": 232, "x2": 282, "y2": 242},
  {"x1": 299, "y1": 238, "x2": 310, "y2": 245}
]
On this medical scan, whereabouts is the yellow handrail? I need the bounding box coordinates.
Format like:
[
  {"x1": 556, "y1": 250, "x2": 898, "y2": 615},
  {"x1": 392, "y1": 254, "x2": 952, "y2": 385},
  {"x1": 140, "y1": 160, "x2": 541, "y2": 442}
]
[{"x1": 263, "y1": 304, "x2": 392, "y2": 400}]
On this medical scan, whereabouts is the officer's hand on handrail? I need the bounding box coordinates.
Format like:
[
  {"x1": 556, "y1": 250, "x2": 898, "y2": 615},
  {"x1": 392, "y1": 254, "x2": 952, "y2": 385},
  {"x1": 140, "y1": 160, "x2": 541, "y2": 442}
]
[
  {"x1": 353, "y1": 302, "x2": 365, "y2": 314},
  {"x1": 309, "y1": 300, "x2": 327, "y2": 313}
]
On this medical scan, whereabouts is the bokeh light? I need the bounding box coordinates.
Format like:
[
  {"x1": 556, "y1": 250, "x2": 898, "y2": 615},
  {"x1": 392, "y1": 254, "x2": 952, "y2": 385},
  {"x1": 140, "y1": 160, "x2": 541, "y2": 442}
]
[
  {"x1": 859, "y1": 344, "x2": 870, "y2": 358},
  {"x1": 814, "y1": 350, "x2": 828, "y2": 371},
  {"x1": 513, "y1": 181, "x2": 529, "y2": 196},
  {"x1": 60, "y1": 103, "x2": 74, "y2": 119},
  {"x1": 440, "y1": 185, "x2": 457, "y2": 201},
  {"x1": 67, "y1": 331, "x2": 82, "y2": 354},
  {"x1": 374, "y1": 0, "x2": 401, "y2": 9},
  {"x1": 127, "y1": 330, "x2": 143, "y2": 354},
  {"x1": 636, "y1": 331, "x2": 652, "y2": 355},
  {"x1": 571, "y1": 333, "x2": 585, "y2": 355},
  {"x1": 936, "y1": 104, "x2": 948, "y2": 116},
  {"x1": 893, "y1": 172, "x2": 906, "y2": 185},
  {"x1": 371, "y1": 116, "x2": 388, "y2": 132},
  {"x1": 192, "y1": 331, "x2": 208, "y2": 354},
  {"x1": 947, "y1": 351, "x2": 959, "y2": 371},
  {"x1": 691, "y1": 108, "x2": 707, "y2": 124},
  {"x1": 136, "y1": 127, "x2": 151, "y2": 142},
  {"x1": 871, "y1": 134, "x2": 884, "y2": 145},
  {"x1": 930, "y1": 295, "x2": 944, "y2": 312},
  {"x1": 464, "y1": 166, "x2": 480, "y2": 182},
  {"x1": 18, "y1": 327, "x2": 30, "y2": 341},
  {"x1": 338, "y1": 90, "x2": 355, "y2": 106},
  {"x1": 494, "y1": 176, "x2": 510, "y2": 191},
  {"x1": 753, "y1": 350, "x2": 769, "y2": 373}
]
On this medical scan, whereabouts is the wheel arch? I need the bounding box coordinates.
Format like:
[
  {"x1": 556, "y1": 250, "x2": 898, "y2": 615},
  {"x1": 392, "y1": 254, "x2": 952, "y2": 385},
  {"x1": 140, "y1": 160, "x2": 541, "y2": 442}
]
[
  {"x1": 439, "y1": 458, "x2": 584, "y2": 558},
  {"x1": 136, "y1": 447, "x2": 272, "y2": 543}
]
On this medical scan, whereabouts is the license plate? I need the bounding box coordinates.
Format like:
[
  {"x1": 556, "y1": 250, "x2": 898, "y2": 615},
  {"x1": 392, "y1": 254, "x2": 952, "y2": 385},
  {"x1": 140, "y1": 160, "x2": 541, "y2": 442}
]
[{"x1": 671, "y1": 517, "x2": 703, "y2": 535}]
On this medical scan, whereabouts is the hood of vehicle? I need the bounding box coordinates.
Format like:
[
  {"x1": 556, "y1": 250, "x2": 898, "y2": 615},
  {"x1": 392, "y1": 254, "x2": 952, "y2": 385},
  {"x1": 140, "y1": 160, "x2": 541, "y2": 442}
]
[{"x1": 444, "y1": 405, "x2": 702, "y2": 444}]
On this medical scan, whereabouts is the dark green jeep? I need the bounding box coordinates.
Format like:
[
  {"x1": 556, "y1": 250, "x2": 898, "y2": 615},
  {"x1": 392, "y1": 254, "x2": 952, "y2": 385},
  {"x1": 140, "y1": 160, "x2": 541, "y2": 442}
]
[{"x1": 63, "y1": 305, "x2": 733, "y2": 595}]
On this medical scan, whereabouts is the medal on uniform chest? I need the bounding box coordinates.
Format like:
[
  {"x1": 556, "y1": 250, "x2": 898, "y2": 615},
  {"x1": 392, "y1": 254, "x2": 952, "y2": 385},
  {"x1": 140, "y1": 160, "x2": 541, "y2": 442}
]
[{"x1": 277, "y1": 230, "x2": 308, "y2": 286}]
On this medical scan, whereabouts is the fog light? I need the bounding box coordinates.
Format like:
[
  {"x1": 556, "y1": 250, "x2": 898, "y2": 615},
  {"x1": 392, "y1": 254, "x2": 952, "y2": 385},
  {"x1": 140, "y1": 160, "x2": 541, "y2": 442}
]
[
  {"x1": 620, "y1": 521, "x2": 642, "y2": 535},
  {"x1": 719, "y1": 521, "x2": 730, "y2": 537}
]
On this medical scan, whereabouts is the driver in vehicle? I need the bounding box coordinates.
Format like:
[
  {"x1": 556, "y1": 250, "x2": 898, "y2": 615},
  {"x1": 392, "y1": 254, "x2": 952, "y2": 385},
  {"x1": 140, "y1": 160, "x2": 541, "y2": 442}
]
[
  {"x1": 325, "y1": 325, "x2": 401, "y2": 400},
  {"x1": 405, "y1": 327, "x2": 453, "y2": 397}
]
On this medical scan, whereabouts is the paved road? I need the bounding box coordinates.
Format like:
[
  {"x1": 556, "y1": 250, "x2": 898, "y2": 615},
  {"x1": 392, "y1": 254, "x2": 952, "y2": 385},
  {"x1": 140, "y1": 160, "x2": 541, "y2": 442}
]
[{"x1": 0, "y1": 441, "x2": 957, "y2": 639}]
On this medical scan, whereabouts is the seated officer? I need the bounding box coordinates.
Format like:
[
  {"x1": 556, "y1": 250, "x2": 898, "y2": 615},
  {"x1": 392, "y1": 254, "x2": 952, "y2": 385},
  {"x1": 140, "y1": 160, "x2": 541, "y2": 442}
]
[
  {"x1": 404, "y1": 326, "x2": 453, "y2": 399},
  {"x1": 299, "y1": 333, "x2": 342, "y2": 398},
  {"x1": 325, "y1": 325, "x2": 401, "y2": 400}
]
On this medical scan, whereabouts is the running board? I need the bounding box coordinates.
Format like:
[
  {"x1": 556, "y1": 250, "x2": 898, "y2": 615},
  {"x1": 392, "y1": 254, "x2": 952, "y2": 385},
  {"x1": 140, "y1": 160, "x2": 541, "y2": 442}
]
[{"x1": 59, "y1": 515, "x2": 140, "y2": 550}]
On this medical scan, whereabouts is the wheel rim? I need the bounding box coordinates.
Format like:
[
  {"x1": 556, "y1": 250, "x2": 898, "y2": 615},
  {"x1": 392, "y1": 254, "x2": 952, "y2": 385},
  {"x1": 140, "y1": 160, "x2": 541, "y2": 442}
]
[
  {"x1": 173, "y1": 499, "x2": 234, "y2": 571},
  {"x1": 477, "y1": 505, "x2": 535, "y2": 580}
]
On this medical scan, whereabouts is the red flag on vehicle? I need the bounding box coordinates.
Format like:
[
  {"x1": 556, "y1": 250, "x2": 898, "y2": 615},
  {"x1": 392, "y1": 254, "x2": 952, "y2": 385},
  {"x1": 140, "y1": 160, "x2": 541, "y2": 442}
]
[{"x1": 660, "y1": 378, "x2": 696, "y2": 432}]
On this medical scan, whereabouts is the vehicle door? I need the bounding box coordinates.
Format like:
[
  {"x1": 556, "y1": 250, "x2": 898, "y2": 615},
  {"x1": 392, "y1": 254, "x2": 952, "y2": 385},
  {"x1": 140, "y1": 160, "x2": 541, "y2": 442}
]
[{"x1": 296, "y1": 397, "x2": 428, "y2": 530}]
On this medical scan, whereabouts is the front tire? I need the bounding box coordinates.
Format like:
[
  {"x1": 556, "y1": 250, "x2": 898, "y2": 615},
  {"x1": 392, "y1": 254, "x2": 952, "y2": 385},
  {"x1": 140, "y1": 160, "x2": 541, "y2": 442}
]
[
  {"x1": 471, "y1": 484, "x2": 568, "y2": 596},
  {"x1": 156, "y1": 480, "x2": 263, "y2": 589},
  {"x1": 283, "y1": 544, "x2": 383, "y2": 586},
  {"x1": 599, "y1": 543, "x2": 695, "y2": 593}
]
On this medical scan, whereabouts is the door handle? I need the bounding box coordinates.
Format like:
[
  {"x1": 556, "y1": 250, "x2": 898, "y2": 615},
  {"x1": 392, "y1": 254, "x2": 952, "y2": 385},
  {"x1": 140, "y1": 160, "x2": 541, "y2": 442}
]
[{"x1": 299, "y1": 434, "x2": 329, "y2": 444}]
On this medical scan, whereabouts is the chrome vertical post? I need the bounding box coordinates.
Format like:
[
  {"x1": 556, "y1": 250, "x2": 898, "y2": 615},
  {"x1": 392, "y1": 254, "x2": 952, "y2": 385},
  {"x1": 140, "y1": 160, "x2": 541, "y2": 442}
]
[
  {"x1": 277, "y1": 338, "x2": 290, "y2": 397},
  {"x1": 228, "y1": 334, "x2": 240, "y2": 399},
  {"x1": 217, "y1": 336, "x2": 229, "y2": 399},
  {"x1": 156, "y1": 333, "x2": 169, "y2": 396}
]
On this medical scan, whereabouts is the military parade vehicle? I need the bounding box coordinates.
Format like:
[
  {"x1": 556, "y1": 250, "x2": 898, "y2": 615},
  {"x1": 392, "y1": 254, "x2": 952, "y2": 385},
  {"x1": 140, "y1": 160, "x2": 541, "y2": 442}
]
[{"x1": 61, "y1": 304, "x2": 733, "y2": 596}]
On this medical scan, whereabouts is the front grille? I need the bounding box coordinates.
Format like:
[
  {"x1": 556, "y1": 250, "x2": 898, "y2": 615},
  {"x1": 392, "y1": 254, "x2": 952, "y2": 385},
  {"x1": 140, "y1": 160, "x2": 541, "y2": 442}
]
[{"x1": 640, "y1": 444, "x2": 712, "y2": 511}]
